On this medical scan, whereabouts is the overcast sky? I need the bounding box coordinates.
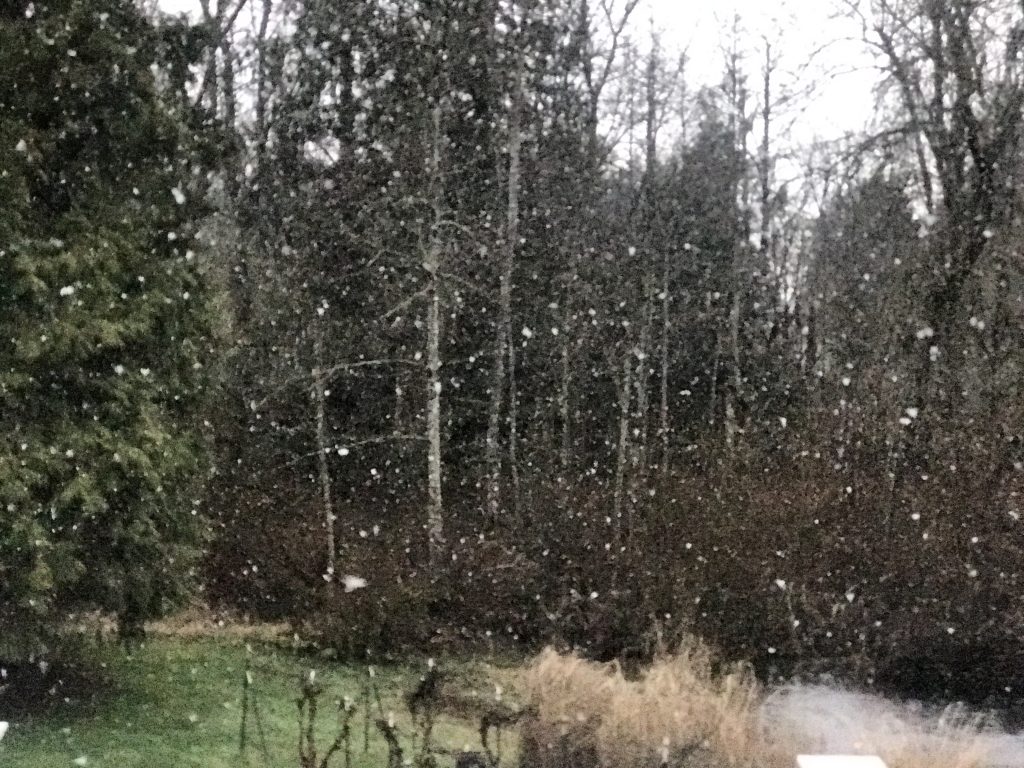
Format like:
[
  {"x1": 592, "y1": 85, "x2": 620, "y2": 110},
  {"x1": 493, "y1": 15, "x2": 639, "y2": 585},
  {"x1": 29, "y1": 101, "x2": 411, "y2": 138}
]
[
  {"x1": 647, "y1": 0, "x2": 878, "y2": 142},
  {"x1": 157, "y1": 0, "x2": 881, "y2": 146}
]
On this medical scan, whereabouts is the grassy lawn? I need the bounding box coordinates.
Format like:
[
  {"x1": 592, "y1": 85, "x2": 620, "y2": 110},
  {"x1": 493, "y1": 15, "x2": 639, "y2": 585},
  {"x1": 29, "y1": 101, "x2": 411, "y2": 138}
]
[{"x1": 0, "y1": 634, "x2": 520, "y2": 768}]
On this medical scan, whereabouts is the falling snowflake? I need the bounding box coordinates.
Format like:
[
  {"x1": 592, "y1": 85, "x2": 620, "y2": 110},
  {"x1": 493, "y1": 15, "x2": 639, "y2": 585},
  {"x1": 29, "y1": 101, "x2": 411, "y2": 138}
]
[{"x1": 342, "y1": 575, "x2": 368, "y2": 593}]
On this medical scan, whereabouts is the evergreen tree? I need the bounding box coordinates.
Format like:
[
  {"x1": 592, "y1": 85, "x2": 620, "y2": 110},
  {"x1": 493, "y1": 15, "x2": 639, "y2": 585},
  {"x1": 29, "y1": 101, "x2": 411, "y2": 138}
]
[{"x1": 0, "y1": 0, "x2": 215, "y2": 648}]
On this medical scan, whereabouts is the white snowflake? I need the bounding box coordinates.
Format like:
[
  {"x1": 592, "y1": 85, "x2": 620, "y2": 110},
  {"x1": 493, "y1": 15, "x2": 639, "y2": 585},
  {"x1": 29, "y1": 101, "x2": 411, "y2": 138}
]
[{"x1": 343, "y1": 575, "x2": 367, "y2": 593}]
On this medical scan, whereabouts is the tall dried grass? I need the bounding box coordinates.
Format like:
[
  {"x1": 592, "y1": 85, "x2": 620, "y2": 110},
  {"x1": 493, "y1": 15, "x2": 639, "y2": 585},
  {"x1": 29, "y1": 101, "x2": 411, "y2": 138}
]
[{"x1": 519, "y1": 642, "x2": 996, "y2": 768}]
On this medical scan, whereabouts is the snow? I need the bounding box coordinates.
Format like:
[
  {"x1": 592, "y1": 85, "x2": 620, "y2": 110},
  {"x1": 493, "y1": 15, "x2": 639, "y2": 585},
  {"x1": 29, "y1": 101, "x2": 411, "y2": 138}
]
[
  {"x1": 764, "y1": 684, "x2": 1024, "y2": 768},
  {"x1": 797, "y1": 758, "x2": 887, "y2": 768},
  {"x1": 342, "y1": 575, "x2": 368, "y2": 593}
]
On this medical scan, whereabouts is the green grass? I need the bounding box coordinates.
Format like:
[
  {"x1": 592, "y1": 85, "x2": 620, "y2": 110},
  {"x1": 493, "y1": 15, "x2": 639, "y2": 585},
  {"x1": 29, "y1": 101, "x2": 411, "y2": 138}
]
[{"x1": 0, "y1": 636, "x2": 519, "y2": 768}]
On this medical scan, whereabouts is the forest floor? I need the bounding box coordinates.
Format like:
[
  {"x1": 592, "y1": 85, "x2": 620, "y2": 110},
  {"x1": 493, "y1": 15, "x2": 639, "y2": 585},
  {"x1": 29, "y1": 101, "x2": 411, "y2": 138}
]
[{"x1": 0, "y1": 617, "x2": 522, "y2": 768}]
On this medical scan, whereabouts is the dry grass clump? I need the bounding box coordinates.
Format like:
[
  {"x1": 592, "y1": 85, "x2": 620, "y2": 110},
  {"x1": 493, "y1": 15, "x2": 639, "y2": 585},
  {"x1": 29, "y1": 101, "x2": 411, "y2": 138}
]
[
  {"x1": 519, "y1": 642, "x2": 996, "y2": 768},
  {"x1": 519, "y1": 640, "x2": 787, "y2": 768}
]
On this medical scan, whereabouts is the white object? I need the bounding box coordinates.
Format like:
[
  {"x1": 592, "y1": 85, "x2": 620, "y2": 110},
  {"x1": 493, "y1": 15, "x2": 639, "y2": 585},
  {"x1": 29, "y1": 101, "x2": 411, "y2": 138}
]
[
  {"x1": 342, "y1": 575, "x2": 367, "y2": 593},
  {"x1": 0, "y1": 721, "x2": 8, "y2": 741},
  {"x1": 797, "y1": 757, "x2": 887, "y2": 768}
]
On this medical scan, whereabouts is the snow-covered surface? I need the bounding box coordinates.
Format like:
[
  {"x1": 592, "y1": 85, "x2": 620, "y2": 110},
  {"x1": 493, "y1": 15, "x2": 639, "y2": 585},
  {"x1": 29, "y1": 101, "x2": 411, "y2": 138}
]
[
  {"x1": 763, "y1": 684, "x2": 1024, "y2": 768},
  {"x1": 797, "y1": 756, "x2": 888, "y2": 768}
]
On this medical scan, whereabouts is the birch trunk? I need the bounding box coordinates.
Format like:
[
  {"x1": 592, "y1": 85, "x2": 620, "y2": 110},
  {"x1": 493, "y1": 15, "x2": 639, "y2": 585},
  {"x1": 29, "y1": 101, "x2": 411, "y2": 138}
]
[
  {"x1": 312, "y1": 323, "x2": 336, "y2": 580},
  {"x1": 425, "y1": 105, "x2": 445, "y2": 562}
]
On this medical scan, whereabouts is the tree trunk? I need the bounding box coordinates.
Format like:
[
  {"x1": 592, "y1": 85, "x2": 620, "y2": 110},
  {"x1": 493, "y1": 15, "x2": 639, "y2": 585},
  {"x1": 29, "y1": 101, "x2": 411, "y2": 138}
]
[
  {"x1": 659, "y1": 250, "x2": 671, "y2": 476},
  {"x1": 312, "y1": 322, "x2": 336, "y2": 581},
  {"x1": 485, "y1": 330, "x2": 506, "y2": 519},
  {"x1": 559, "y1": 332, "x2": 572, "y2": 473},
  {"x1": 486, "y1": 58, "x2": 524, "y2": 521},
  {"x1": 632, "y1": 290, "x2": 655, "y2": 479},
  {"x1": 725, "y1": 289, "x2": 742, "y2": 449},
  {"x1": 613, "y1": 350, "x2": 634, "y2": 546},
  {"x1": 425, "y1": 105, "x2": 445, "y2": 563},
  {"x1": 707, "y1": 291, "x2": 721, "y2": 428}
]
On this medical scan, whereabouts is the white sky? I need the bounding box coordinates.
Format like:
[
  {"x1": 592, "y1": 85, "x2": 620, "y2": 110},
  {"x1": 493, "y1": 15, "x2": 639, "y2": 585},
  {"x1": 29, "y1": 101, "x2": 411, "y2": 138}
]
[
  {"x1": 645, "y1": 0, "x2": 879, "y2": 143},
  {"x1": 157, "y1": 0, "x2": 881, "y2": 147}
]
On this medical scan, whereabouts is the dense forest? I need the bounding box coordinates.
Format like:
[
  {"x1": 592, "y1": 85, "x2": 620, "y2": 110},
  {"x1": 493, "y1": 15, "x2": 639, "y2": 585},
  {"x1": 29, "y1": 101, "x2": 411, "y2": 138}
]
[{"x1": 4, "y1": 0, "x2": 1024, "y2": 710}]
